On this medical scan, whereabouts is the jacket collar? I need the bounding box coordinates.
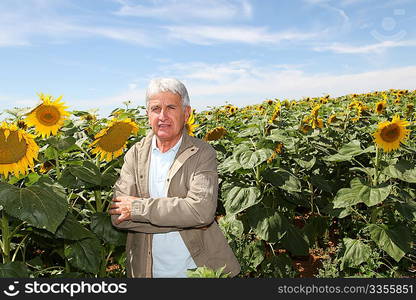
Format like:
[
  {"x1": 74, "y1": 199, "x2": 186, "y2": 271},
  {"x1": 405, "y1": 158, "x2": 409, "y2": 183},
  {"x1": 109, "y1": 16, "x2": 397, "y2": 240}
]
[{"x1": 137, "y1": 128, "x2": 199, "y2": 197}]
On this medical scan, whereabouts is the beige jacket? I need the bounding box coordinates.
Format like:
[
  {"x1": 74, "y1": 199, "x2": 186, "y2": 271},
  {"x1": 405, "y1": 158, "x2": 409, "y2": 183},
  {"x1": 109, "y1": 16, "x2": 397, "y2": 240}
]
[{"x1": 111, "y1": 129, "x2": 241, "y2": 278}]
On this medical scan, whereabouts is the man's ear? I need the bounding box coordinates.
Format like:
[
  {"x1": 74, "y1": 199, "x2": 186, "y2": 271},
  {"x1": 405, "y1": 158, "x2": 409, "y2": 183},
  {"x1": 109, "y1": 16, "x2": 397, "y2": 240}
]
[
  {"x1": 146, "y1": 109, "x2": 151, "y2": 125},
  {"x1": 184, "y1": 106, "x2": 191, "y2": 123}
]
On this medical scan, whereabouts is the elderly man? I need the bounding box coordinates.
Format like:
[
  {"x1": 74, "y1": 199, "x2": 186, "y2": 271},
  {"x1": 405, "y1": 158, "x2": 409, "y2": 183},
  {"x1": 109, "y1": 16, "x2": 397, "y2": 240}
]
[{"x1": 109, "y1": 78, "x2": 240, "y2": 278}]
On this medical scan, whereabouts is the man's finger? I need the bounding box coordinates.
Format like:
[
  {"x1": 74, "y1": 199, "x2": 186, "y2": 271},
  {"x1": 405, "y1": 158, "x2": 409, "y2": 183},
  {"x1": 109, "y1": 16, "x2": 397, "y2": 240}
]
[
  {"x1": 108, "y1": 208, "x2": 119, "y2": 215},
  {"x1": 116, "y1": 214, "x2": 127, "y2": 224}
]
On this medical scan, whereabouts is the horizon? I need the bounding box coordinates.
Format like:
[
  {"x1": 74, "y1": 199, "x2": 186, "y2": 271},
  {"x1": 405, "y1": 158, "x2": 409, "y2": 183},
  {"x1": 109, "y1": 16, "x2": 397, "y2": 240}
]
[{"x1": 1, "y1": 0, "x2": 415, "y2": 118}]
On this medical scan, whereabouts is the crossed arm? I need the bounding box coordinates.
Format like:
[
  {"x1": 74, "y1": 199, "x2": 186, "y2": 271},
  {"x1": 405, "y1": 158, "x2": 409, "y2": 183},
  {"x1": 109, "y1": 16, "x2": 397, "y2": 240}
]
[{"x1": 109, "y1": 145, "x2": 218, "y2": 233}]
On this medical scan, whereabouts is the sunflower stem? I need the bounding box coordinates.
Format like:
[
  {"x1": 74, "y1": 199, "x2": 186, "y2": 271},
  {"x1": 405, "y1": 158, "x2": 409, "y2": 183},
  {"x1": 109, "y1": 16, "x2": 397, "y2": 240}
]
[
  {"x1": 76, "y1": 144, "x2": 92, "y2": 160},
  {"x1": 373, "y1": 146, "x2": 381, "y2": 186},
  {"x1": 1, "y1": 211, "x2": 11, "y2": 263},
  {"x1": 94, "y1": 189, "x2": 103, "y2": 213},
  {"x1": 54, "y1": 151, "x2": 61, "y2": 179}
]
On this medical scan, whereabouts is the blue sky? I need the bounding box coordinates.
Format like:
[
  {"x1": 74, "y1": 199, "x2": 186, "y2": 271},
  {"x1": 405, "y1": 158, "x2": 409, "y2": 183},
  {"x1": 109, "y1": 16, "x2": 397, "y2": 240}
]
[{"x1": 1, "y1": 0, "x2": 415, "y2": 117}]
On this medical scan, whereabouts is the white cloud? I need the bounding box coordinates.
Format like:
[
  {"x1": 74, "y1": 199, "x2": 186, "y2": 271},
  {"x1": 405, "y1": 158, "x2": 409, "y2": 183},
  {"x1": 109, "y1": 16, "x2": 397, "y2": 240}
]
[
  {"x1": 114, "y1": 0, "x2": 252, "y2": 21},
  {"x1": 314, "y1": 39, "x2": 416, "y2": 54},
  {"x1": 0, "y1": 1, "x2": 154, "y2": 47},
  {"x1": 165, "y1": 25, "x2": 321, "y2": 45},
  {"x1": 87, "y1": 61, "x2": 416, "y2": 114}
]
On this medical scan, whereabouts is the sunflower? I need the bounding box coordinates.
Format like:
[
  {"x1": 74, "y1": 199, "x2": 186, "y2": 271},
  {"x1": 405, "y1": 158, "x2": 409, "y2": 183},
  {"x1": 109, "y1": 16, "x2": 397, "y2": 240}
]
[
  {"x1": 24, "y1": 93, "x2": 70, "y2": 138},
  {"x1": 394, "y1": 96, "x2": 401, "y2": 104},
  {"x1": 299, "y1": 123, "x2": 312, "y2": 134},
  {"x1": 90, "y1": 118, "x2": 139, "y2": 162},
  {"x1": 0, "y1": 122, "x2": 39, "y2": 178},
  {"x1": 327, "y1": 114, "x2": 339, "y2": 125},
  {"x1": 406, "y1": 103, "x2": 414, "y2": 117},
  {"x1": 375, "y1": 100, "x2": 387, "y2": 114},
  {"x1": 203, "y1": 127, "x2": 227, "y2": 141},
  {"x1": 186, "y1": 109, "x2": 199, "y2": 136},
  {"x1": 227, "y1": 106, "x2": 238, "y2": 115},
  {"x1": 311, "y1": 118, "x2": 324, "y2": 129},
  {"x1": 310, "y1": 104, "x2": 321, "y2": 118},
  {"x1": 268, "y1": 103, "x2": 281, "y2": 124},
  {"x1": 374, "y1": 115, "x2": 411, "y2": 152},
  {"x1": 39, "y1": 160, "x2": 55, "y2": 174}
]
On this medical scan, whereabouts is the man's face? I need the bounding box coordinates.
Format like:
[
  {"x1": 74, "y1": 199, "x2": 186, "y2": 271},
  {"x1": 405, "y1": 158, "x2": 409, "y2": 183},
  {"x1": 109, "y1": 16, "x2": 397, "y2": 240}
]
[{"x1": 147, "y1": 91, "x2": 190, "y2": 143}]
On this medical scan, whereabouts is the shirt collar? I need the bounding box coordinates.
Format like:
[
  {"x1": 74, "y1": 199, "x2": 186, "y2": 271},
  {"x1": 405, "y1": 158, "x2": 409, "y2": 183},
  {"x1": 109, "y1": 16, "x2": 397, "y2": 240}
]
[{"x1": 151, "y1": 134, "x2": 183, "y2": 154}]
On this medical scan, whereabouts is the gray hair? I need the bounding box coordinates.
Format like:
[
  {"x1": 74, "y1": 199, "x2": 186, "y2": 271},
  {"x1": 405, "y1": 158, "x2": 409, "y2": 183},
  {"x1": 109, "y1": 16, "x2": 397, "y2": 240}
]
[{"x1": 145, "y1": 78, "x2": 190, "y2": 109}]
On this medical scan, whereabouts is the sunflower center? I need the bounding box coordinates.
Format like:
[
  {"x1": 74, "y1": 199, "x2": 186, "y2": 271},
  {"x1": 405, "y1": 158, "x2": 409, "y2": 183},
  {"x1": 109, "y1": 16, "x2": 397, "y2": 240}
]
[
  {"x1": 97, "y1": 123, "x2": 133, "y2": 152},
  {"x1": 36, "y1": 105, "x2": 61, "y2": 126},
  {"x1": 380, "y1": 124, "x2": 400, "y2": 142},
  {"x1": 376, "y1": 104, "x2": 383, "y2": 112},
  {"x1": 0, "y1": 129, "x2": 28, "y2": 164}
]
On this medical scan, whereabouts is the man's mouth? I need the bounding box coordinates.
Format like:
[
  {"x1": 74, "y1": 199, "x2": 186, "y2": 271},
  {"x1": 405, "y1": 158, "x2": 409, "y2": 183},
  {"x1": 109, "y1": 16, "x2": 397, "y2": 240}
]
[{"x1": 158, "y1": 124, "x2": 170, "y2": 128}]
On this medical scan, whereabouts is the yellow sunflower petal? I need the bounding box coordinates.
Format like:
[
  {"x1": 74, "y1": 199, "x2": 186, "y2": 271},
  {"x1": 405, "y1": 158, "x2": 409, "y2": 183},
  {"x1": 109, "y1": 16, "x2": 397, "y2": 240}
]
[
  {"x1": 89, "y1": 119, "x2": 139, "y2": 162},
  {"x1": 0, "y1": 123, "x2": 39, "y2": 178}
]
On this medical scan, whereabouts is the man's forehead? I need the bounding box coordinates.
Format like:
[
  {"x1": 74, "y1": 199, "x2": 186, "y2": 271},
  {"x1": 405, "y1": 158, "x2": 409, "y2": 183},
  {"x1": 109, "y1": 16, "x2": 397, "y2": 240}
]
[{"x1": 149, "y1": 91, "x2": 181, "y2": 102}]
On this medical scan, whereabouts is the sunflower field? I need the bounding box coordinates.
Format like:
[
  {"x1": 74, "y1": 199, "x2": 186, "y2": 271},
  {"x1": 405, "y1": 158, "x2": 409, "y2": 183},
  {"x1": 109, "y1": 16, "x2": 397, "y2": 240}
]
[{"x1": 0, "y1": 89, "x2": 415, "y2": 278}]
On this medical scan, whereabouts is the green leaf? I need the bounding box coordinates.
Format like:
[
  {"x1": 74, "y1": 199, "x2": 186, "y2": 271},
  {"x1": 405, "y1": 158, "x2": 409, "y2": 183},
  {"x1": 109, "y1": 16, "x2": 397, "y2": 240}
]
[
  {"x1": 26, "y1": 172, "x2": 41, "y2": 186},
  {"x1": 333, "y1": 178, "x2": 390, "y2": 208},
  {"x1": 0, "y1": 182, "x2": 68, "y2": 233},
  {"x1": 241, "y1": 240, "x2": 265, "y2": 271},
  {"x1": 222, "y1": 186, "x2": 261, "y2": 215},
  {"x1": 218, "y1": 215, "x2": 244, "y2": 240},
  {"x1": 263, "y1": 168, "x2": 301, "y2": 193},
  {"x1": 260, "y1": 253, "x2": 294, "y2": 278},
  {"x1": 294, "y1": 156, "x2": 316, "y2": 170},
  {"x1": 218, "y1": 156, "x2": 242, "y2": 173},
  {"x1": 280, "y1": 223, "x2": 309, "y2": 256},
  {"x1": 55, "y1": 136, "x2": 77, "y2": 152},
  {"x1": 266, "y1": 129, "x2": 297, "y2": 149},
  {"x1": 383, "y1": 160, "x2": 416, "y2": 183},
  {"x1": 237, "y1": 127, "x2": 261, "y2": 138},
  {"x1": 249, "y1": 209, "x2": 285, "y2": 243},
  {"x1": 0, "y1": 261, "x2": 29, "y2": 278},
  {"x1": 302, "y1": 215, "x2": 328, "y2": 245},
  {"x1": 341, "y1": 238, "x2": 371, "y2": 270},
  {"x1": 310, "y1": 175, "x2": 334, "y2": 194},
  {"x1": 186, "y1": 266, "x2": 230, "y2": 278},
  {"x1": 90, "y1": 212, "x2": 126, "y2": 246},
  {"x1": 44, "y1": 146, "x2": 59, "y2": 160},
  {"x1": 69, "y1": 161, "x2": 102, "y2": 186},
  {"x1": 395, "y1": 200, "x2": 416, "y2": 222},
  {"x1": 324, "y1": 140, "x2": 374, "y2": 162},
  {"x1": 65, "y1": 237, "x2": 105, "y2": 274},
  {"x1": 100, "y1": 173, "x2": 118, "y2": 187},
  {"x1": 234, "y1": 148, "x2": 274, "y2": 169},
  {"x1": 55, "y1": 213, "x2": 95, "y2": 240},
  {"x1": 367, "y1": 224, "x2": 411, "y2": 262}
]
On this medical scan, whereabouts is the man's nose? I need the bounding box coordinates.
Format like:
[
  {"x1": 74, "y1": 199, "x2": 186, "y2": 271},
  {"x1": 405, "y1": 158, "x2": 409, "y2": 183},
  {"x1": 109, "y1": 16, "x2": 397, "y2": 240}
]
[{"x1": 158, "y1": 108, "x2": 167, "y2": 120}]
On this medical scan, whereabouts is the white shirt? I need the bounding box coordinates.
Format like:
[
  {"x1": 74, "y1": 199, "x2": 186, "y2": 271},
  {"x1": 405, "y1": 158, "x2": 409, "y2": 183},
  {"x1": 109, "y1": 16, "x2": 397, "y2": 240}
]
[{"x1": 149, "y1": 135, "x2": 197, "y2": 278}]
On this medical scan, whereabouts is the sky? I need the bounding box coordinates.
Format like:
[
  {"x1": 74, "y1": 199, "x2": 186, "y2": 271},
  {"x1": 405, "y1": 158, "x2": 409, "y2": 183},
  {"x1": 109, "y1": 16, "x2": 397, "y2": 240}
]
[{"x1": 1, "y1": 0, "x2": 415, "y2": 118}]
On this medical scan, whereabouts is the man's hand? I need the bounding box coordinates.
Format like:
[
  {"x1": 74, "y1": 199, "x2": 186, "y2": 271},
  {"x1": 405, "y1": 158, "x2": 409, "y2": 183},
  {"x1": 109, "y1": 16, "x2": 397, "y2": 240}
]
[{"x1": 109, "y1": 196, "x2": 138, "y2": 224}]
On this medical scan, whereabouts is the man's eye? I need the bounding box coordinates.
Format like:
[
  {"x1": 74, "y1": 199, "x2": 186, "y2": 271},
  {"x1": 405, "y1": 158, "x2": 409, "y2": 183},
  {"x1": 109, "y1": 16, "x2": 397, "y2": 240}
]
[{"x1": 152, "y1": 107, "x2": 160, "y2": 112}]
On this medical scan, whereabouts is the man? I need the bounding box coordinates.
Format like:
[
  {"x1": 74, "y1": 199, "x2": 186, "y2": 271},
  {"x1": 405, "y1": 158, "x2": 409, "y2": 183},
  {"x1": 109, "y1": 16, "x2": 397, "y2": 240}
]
[{"x1": 109, "y1": 78, "x2": 240, "y2": 278}]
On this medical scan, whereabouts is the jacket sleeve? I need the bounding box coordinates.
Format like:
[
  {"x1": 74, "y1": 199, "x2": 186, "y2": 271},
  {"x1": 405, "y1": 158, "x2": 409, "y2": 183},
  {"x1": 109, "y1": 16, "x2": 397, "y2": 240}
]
[
  {"x1": 111, "y1": 143, "x2": 180, "y2": 233},
  {"x1": 130, "y1": 145, "x2": 218, "y2": 228}
]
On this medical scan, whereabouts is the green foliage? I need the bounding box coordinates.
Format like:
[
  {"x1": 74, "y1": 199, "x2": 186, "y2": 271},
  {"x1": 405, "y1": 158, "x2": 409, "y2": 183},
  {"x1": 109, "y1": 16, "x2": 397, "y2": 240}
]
[
  {"x1": 0, "y1": 89, "x2": 415, "y2": 278},
  {"x1": 186, "y1": 266, "x2": 231, "y2": 278}
]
